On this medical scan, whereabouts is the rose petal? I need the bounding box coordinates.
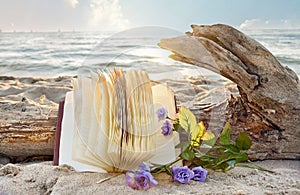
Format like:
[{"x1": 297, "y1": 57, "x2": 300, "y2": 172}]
[
  {"x1": 161, "y1": 119, "x2": 173, "y2": 136},
  {"x1": 138, "y1": 162, "x2": 150, "y2": 172},
  {"x1": 156, "y1": 107, "x2": 168, "y2": 120},
  {"x1": 192, "y1": 166, "x2": 208, "y2": 182},
  {"x1": 134, "y1": 170, "x2": 158, "y2": 190},
  {"x1": 126, "y1": 170, "x2": 138, "y2": 190},
  {"x1": 171, "y1": 166, "x2": 194, "y2": 184}
]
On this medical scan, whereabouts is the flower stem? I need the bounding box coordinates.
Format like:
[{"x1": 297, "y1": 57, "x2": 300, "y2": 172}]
[
  {"x1": 151, "y1": 157, "x2": 182, "y2": 175},
  {"x1": 236, "y1": 160, "x2": 275, "y2": 173},
  {"x1": 166, "y1": 116, "x2": 177, "y2": 122},
  {"x1": 96, "y1": 173, "x2": 122, "y2": 184}
]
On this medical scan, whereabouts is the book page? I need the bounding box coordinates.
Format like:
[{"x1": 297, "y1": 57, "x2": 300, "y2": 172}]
[
  {"x1": 59, "y1": 69, "x2": 179, "y2": 172},
  {"x1": 149, "y1": 84, "x2": 180, "y2": 165},
  {"x1": 59, "y1": 91, "x2": 107, "y2": 172},
  {"x1": 107, "y1": 69, "x2": 156, "y2": 170}
]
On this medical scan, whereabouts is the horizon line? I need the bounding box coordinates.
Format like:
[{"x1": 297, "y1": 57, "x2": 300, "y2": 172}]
[{"x1": 1, "y1": 27, "x2": 300, "y2": 33}]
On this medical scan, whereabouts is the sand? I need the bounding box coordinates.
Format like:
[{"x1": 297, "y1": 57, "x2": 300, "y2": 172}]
[
  {"x1": 0, "y1": 160, "x2": 299, "y2": 194},
  {"x1": 0, "y1": 75, "x2": 234, "y2": 124},
  {"x1": 0, "y1": 76, "x2": 72, "y2": 123},
  {"x1": 0, "y1": 76, "x2": 299, "y2": 194}
]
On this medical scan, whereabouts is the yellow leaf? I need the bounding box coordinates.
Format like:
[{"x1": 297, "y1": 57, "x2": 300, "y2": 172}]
[
  {"x1": 191, "y1": 121, "x2": 206, "y2": 146},
  {"x1": 201, "y1": 131, "x2": 216, "y2": 146},
  {"x1": 197, "y1": 121, "x2": 206, "y2": 138}
]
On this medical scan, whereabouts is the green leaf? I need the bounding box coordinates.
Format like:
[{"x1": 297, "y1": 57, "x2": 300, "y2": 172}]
[
  {"x1": 236, "y1": 132, "x2": 252, "y2": 150},
  {"x1": 201, "y1": 131, "x2": 216, "y2": 146},
  {"x1": 173, "y1": 122, "x2": 181, "y2": 132},
  {"x1": 219, "y1": 122, "x2": 231, "y2": 145},
  {"x1": 181, "y1": 150, "x2": 195, "y2": 161},
  {"x1": 175, "y1": 141, "x2": 190, "y2": 150},
  {"x1": 236, "y1": 161, "x2": 275, "y2": 173},
  {"x1": 228, "y1": 153, "x2": 249, "y2": 163},
  {"x1": 194, "y1": 152, "x2": 205, "y2": 158},
  {"x1": 224, "y1": 144, "x2": 241, "y2": 154},
  {"x1": 178, "y1": 107, "x2": 197, "y2": 134}
]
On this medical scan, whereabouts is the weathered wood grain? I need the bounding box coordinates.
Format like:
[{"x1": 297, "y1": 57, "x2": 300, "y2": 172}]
[
  {"x1": 159, "y1": 24, "x2": 300, "y2": 160},
  {"x1": 0, "y1": 118, "x2": 56, "y2": 161}
]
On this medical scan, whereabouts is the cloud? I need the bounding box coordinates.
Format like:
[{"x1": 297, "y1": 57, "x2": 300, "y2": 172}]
[
  {"x1": 239, "y1": 19, "x2": 300, "y2": 30},
  {"x1": 88, "y1": 0, "x2": 130, "y2": 31},
  {"x1": 65, "y1": 0, "x2": 79, "y2": 8}
]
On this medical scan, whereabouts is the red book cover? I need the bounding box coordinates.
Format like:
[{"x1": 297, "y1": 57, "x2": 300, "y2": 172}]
[{"x1": 53, "y1": 101, "x2": 65, "y2": 165}]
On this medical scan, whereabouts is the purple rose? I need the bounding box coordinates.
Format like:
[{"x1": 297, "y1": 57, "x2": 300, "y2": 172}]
[
  {"x1": 138, "y1": 162, "x2": 150, "y2": 172},
  {"x1": 192, "y1": 166, "x2": 208, "y2": 182},
  {"x1": 161, "y1": 119, "x2": 173, "y2": 136},
  {"x1": 134, "y1": 170, "x2": 158, "y2": 190},
  {"x1": 126, "y1": 170, "x2": 138, "y2": 190},
  {"x1": 156, "y1": 107, "x2": 168, "y2": 120},
  {"x1": 126, "y1": 162, "x2": 158, "y2": 190},
  {"x1": 171, "y1": 166, "x2": 194, "y2": 184}
]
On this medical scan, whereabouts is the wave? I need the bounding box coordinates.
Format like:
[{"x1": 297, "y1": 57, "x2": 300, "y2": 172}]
[
  {"x1": 1, "y1": 30, "x2": 300, "y2": 78},
  {"x1": 276, "y1": 56, "x2": 300, "y2": 65}
]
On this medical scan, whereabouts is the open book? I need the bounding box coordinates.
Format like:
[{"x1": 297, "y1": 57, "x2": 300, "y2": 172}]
[{"x1": 54, "y1": 68, "x2": 179, "y2": 172}]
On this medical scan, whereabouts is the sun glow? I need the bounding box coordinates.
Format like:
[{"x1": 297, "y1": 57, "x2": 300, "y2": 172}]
[{"x1": 88, "y1": 0, "x2": 130, "y2": 31}]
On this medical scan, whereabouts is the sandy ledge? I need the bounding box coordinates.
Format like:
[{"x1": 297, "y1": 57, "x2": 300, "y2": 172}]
[{"x1": 0, "y1": 160, "x2": 299, "y2": 194}]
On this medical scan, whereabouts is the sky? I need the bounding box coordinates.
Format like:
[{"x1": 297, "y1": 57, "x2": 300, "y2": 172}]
[{"x1": 0, "y1": 0, "x2": 299, "y2": 32}]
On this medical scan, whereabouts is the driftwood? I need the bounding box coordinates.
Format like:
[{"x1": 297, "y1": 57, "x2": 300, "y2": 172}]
[
  {"x1": 159, "y1": 24, "x2": 300, "y2": 160},
  {"x1": 0, "y1": 118, "x2": 56, "y2": 162},
  {"x1": 0, "y1": 76, "x2": 71, "y2": 163}
]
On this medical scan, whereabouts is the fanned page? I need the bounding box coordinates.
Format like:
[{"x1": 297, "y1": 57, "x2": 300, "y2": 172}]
[{"x1": 59, "y1": 68, "x2": 179, "y2": 172}]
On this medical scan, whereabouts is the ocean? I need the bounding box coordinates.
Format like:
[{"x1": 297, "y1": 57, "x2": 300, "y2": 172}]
[{"x1": 0, "y1": 27, "x2": 299, "y2": 79}]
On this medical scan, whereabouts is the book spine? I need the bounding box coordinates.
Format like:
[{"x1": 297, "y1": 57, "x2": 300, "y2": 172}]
[{"x1": 53, "y1": 101, "x2": 65, "y2": 165}]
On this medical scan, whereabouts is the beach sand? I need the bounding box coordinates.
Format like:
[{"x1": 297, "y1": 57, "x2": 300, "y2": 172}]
[
  {"x1": 0, "y1": 160, "x2": 299, "y2": 194},
  {"x1": 0, "y1": 76, "x2": 72, "y2": 123},
  {"x1": 0, "y1": 76, "x2": 299, "y2": 194}
]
